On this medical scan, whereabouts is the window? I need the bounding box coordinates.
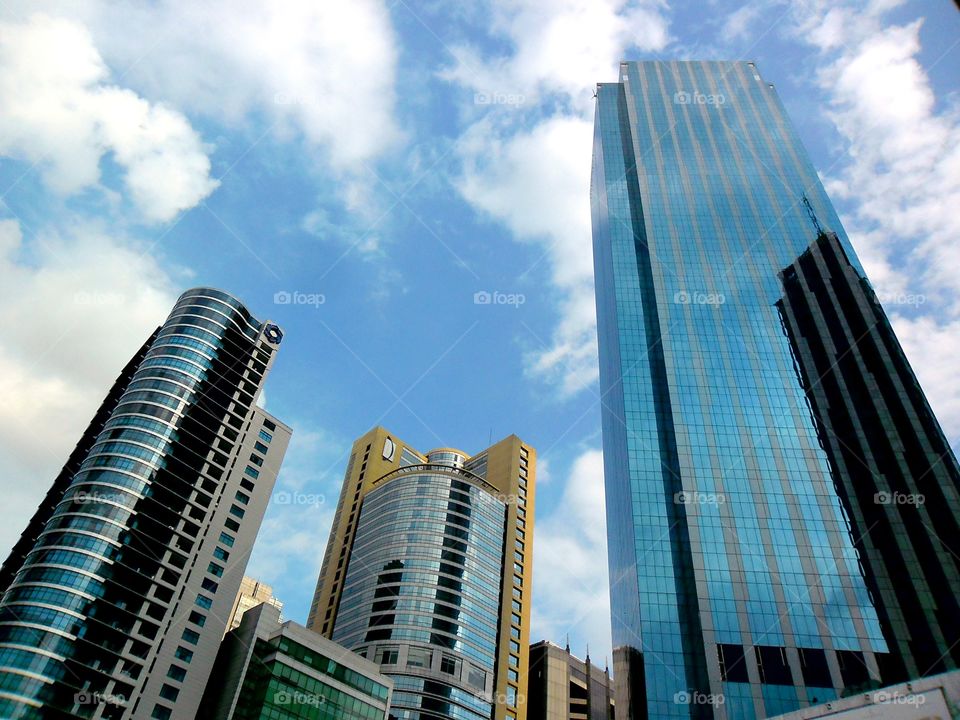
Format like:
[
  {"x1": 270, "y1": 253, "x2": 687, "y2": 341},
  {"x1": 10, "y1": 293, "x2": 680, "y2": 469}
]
[
  {"x1": 235, "y1": 491, "x2": 250, "y2": 505},
  {"x1": 151, "y1": 705, "x2": 172, "y2": 720},
  {"x1": 375, "y1": 647, "x2": 398, "y2": 665},
  {"x1": 159, "y1": 684, "x2": 179, "y2": 701},
  {"x1": 254, "y1": 441, "x2": 269, "y2": 454},
  {"x1": 467, "y1": 665, "x2": 486, "y2": 689},
  {"x1": 512, "y1": 587, "x2": 522, "y2": 600},
  {"x1": 229, "y1": 505, "x2": 245, "y2": 519},
  {"x1": 224, "y1": 518, "x2": 240, "y2": 532},
  {"x1": 218, "y1": 532, "x2": 234, "y2": 547},
  {"x1": 509, "y1": 654, "x2": 518, "y2": 668},
  {"x1": 240, "y1": 479, "x2": 255, "y2": 492},
  {"x1": 213, "y1": 547, "x2": 229, "y2": 561},
  {"x1": 188, "y1": 612, "x2": 206, "y2": 627},
  {"x1": 512, "y1": 600, "x2": 521, "y2": 613},
  {"x1": 182, "y1": 629, "x2": 200, "y2": 644},
  {"x1": 258, "y1": 430, "x2": 272, "y2": 443},
  {"x1": 243, "y1": 467, "x2": 259, "y2": 479},
  {"x1": 511, "y1": 613, "x2": 521, "y2": 625},
  {"x1": 263, "y1": 419, "x2": 277, "y2": 431},
  {"x1": 506, "y1": 687, "x2": 517, "y2": 706},
  {"x1": 195, "y1": 595, "x2": 212, "y2": 610},
  {"x1": 249, "y1": 454, "x2": 264, "y2": 467},
  {"x1": 167, "y1": 665, "x2": 186, "y2": 682},
  {"x1": 407, "y1": 647, "x2": 432, "y2": 668},
  {"x1": 511, "y1": 626, "x2": 520, "y2": 639},
  {"x1": 207, "y1": 562, "x2": 224, "y2": 577},
  {"x1": 440, "y1": 655, "x2": 460, "y2": 676},
  {"x1": 508, "y1": 669, "x2": 518, "y2": 682},
  {"x1": 201, "y1": 578, "x2": 218, "y2": 593},
  {"x1": 174, "y1": 646, "x2": 193, "y2": 663},
  {"x1": 510, "y1": 640, "x2": 520, "y2": 654}
]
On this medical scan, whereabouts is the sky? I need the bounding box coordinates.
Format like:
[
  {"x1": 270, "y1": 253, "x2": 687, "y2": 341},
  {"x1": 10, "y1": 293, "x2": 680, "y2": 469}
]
[{"x1": 1, "y1": 0, "x2": 958, "y2": 670}]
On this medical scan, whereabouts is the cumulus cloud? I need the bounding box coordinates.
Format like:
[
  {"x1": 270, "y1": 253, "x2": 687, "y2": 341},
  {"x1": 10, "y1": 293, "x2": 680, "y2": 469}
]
[
  {"x1": 0, "y1": 218, "x2": 177, "y2": 556},
  {"x1": 448, "y1": 0, "x2": 671, "y2": 393},
  {"x1": 0, "y1": 14, "x2": 218, "y2": 222},
  {"x1": 3, "y1": 0, "x2": 402, "y2": 172},
  {"x1": 786, "y1": 0, "x2": 960, "y2": 438},
  {"x1": 531, "y1": 448, "x2": 611, "y2": 664}
]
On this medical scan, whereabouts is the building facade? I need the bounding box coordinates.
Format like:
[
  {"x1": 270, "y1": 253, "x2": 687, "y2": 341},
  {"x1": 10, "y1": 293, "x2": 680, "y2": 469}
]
[
  {"x1": 591, "y1": 61, "x2": 895, "y2": 718},
  {"x1": 226, "y1": 576, "x2": 284, "y2": 633},
  {"x1": 308, "y1": 427, "x2": 535, "y2": 720},
  {"x1": 776, "y1": 230, "x2": 960, "y2": 682},
  {"x1": 200, "y1": 602, "x2": 392, "y2": 719},
  {"x1": 527, "y1": 641, "x2": 614, "y2": 720},
  {"x1": 0, "y1": 287, "x2": 291, "y2": 720}
]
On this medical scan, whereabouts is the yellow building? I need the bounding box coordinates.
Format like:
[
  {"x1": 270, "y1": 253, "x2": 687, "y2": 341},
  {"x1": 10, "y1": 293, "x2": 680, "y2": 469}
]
[
  {"x1": 226, "y1": 575, "x2": 283, "y2": 633},
  {"x1": 307, "y1": 426, "x2": 535, "y2": 720}
]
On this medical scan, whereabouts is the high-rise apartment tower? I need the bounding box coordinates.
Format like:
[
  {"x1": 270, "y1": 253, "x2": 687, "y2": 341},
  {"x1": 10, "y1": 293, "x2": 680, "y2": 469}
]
[{"x1": 0, "y1": 287, "x2": 291, "y2": 720}]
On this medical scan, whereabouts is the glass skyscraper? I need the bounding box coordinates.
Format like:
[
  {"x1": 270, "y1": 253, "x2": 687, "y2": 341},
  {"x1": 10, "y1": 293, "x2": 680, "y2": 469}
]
[
  {"x1": 0, "y1": 287, "x2": 291, "y2": 720},
  {"x1": 308, "y1": 427, "x2": 536, "y2": 720},
  {"x1": 590, "y1": 61, "x2": 911, "y2": 719}
]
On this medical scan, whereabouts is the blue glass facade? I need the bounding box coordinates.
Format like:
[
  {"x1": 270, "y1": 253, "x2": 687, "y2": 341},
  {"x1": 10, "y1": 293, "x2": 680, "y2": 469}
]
[
  {"x1": 333, "y1": 466, "x2": 506, "y2": 720},
  {"x1": 0, "y1": 288, "x2": 288, "y2": 720},
  {"x1": 592, "y1": 61, "x2": 888, "y2": 719}
]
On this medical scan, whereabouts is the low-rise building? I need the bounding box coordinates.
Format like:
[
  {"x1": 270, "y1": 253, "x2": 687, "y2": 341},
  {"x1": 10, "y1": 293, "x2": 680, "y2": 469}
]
[{"x1": 199, "y1": 602, "x2": 392, "y2": 719}]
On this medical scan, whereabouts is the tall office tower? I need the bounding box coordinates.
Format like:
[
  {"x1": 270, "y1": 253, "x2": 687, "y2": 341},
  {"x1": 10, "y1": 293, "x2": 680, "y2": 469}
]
[
  {"x1": 0, "y1": 287, "x2": 291, "y2": 720},
  {"x1": 776, "y1": 230, "x2": 960, "y2": 683},
  {"x1": 527, "y1": 641, "x2": 615, "y2": 720},
  {"x1": 225, "y1": 575, "x2": 283, "y2": 632},
  {"x1": 591, "y1": 61, "x2": 907, "y2": 719},
  {"x1": 307, "y1": 427, "x2": 535, "y2": 720}
]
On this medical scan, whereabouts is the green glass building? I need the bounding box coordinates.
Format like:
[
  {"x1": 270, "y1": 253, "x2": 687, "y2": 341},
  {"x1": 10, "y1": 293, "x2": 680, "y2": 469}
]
[{"x1": 200, "y1": 602, "x2": 392, "y2": 719}]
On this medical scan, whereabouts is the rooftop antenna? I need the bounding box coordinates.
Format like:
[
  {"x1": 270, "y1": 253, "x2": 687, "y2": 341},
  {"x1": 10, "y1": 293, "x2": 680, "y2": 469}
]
[
  {"x1": 565, "y1": 635, "x2": 570, "y2": 653},
  {"x1": 801, "y1": 193, "x2": 824, "y2": 238}
]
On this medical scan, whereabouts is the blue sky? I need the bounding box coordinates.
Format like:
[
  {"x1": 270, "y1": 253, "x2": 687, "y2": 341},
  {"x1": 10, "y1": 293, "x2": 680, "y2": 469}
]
[{"x1": 1, "y1": 0, "x2": 958, "y2": 668}]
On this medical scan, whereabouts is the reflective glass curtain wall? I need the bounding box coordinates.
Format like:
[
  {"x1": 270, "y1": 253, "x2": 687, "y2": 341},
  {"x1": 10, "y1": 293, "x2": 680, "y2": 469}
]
[{"x1": 592, "y1": 61, "x2": 888, "y2": 719}]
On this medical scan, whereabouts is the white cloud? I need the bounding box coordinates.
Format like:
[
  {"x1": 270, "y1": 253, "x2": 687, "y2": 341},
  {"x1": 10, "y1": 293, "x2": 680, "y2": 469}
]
[
  {"x1": 531, "y1": 448, "x2": 611, "y2": 664},
  {"x1": 3, "y1": 0, "x2": 402, "y2": 172},
  {"x1": 448, "y1": 1, "x2": 671, "y2": 393},
  {"x1": 0, "y1": 218, "x2": 177, "y2": 557},
  {"x1": 787, "y1": 1, "x2": 960, "y2": 438},
  {"x1": 0, "y1": 14, "x2": 218, "y2": 222}
]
